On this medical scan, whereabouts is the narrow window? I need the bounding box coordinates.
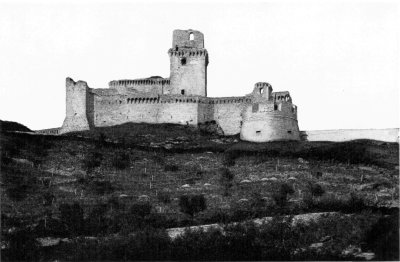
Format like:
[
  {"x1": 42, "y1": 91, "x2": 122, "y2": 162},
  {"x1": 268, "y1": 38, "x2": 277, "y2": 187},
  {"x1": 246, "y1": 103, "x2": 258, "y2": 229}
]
[
  {"x1": 259, "y1": 88, "x2": 264, "y2": 95},
  {"x1": 189, "y1": 32, "x2": 194, "y2": 40},
  {"x1": 175, "y1": 45, "x2": 178, "y2": 51},
  {"x1": 256, "y1": 131, "x2": 261, "y2": 134},
  {"x1": 287, "y1": 130, "x2": 292, "y2": 134},
  {"x1": 181, "y1": 89, "x2": 185, "y2": 95},
  {"x1": 181, "y1": 57, "x2": 186, "y2": 65},
  {"x1": 274, "y1": 104, "x2": 278, "y2": 110}
]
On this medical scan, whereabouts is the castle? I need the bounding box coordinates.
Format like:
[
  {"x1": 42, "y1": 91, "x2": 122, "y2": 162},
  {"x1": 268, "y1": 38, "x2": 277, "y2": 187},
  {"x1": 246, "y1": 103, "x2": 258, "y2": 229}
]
[{"x1": 60, "y1": 29, "x2": 300, "y2": 142}]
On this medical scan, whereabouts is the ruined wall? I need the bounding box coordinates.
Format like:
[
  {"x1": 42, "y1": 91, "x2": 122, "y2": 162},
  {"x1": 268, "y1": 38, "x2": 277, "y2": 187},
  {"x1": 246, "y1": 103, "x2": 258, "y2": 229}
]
[
  {"x1": 60, "y1": 78, "x2": 90, "y2": 134},
  {"x1": 172, "y1": 29, "x2": 204, "y2": 49},
  {"x1": 240, "y1": 101, "x2": 300, "y2": 142},
  {"x1": 211, "y1": 97, "x2": 251, "y2": 135}
]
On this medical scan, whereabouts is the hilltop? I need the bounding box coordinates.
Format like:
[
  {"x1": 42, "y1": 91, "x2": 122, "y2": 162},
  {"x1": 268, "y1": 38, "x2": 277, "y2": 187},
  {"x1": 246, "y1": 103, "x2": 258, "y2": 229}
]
[{"x1": 1, "y1": 122, "x2": 399, "y2": 260}]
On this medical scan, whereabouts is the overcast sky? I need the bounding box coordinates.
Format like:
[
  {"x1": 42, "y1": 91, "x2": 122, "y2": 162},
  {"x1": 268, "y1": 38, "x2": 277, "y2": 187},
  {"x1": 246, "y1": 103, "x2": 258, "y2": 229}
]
[{"x1": 0, "y1": 0, "x2": 398, "y2": 131}]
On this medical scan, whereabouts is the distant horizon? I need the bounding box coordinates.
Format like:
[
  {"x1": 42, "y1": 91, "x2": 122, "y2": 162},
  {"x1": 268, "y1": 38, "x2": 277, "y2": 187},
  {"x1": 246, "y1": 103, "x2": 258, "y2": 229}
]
[{"x1": 0, "y1": 0, "x2": 398, "y2": 131}]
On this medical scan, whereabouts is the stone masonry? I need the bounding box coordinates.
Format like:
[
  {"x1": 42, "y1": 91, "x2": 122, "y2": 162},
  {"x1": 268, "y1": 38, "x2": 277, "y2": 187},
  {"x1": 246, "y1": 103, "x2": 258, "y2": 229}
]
[{"x1": 60, "y1": 29, "x2": 300, "y2": 142}]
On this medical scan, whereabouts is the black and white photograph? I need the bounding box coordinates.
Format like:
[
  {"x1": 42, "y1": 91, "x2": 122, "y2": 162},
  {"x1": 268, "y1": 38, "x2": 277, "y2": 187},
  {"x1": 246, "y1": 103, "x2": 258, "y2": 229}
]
[{"x1": 0, "y1": 0, "x2": 399, "y2": 261}]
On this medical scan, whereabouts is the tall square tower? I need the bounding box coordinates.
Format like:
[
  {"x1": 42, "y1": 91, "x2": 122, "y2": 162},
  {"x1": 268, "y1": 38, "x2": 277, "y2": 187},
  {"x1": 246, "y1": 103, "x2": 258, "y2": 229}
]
[{"x1": 168, "y1": 29, "x2": 208, "y2": 96}]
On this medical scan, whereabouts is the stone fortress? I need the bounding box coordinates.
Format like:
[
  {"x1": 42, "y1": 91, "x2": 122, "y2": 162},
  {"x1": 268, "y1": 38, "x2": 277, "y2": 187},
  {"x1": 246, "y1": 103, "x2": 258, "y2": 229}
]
[{"x1": 60, "y1": 29, "x2": 301, "y2": 142}]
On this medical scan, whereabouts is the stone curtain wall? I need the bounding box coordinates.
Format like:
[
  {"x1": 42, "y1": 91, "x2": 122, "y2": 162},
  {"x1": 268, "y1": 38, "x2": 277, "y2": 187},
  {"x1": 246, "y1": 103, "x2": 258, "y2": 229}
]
[
  {"x1": 92, "y1": 95, "x2": 199, "y2": 127},
  {"x1": 212, "y1": 97, "x2": 251, "y2": 135},
  {"x1": 109, "y1": 78, "x2": 170, "y2": 95}
]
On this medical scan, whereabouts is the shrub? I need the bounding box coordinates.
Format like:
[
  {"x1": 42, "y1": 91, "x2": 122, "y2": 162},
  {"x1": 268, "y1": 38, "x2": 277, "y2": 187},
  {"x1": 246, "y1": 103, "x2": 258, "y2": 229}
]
[
  {"x1": 82, "y1": 151, "x2": 103, "y2": 173},
  {"x1": 1, "y1": 166, "x2": 38, "y2": 201},
  {"x1": 365, "y1": 212, "x2": 399, "y2": 260},
  {"x1": 219, "y1": 167, "x2": 234, "y2": 196},
  {"x1": 272, "y1": 183, "x2": 295, "y2": 208},
  {"x1": 130, "y1": 202, "x2": 152, "y2": 218},
  {"x1": 1, "y1": 229, "x2": 40, "y2": 261},
  {"x1": 112, "y1": 151, "x2": 130, "y2": 170},
  {"x1": 157, "y1": 191, "x2": 172, "y2": 204},
  {"x1": 164, "y1": 164, "x2": 179, "y2": 172},
  {"x1": 91, "y1": 180, "x2": 114, "y2": 195},
  {"x1": 308, "y1": 182, "x2": 325, "y2": 197},
  {"x1": 59, "y1": 202, "x2": 84, "y2": 236},
  {"x1": 179, "y1": 194, "x2": 207, "y2": 218}
]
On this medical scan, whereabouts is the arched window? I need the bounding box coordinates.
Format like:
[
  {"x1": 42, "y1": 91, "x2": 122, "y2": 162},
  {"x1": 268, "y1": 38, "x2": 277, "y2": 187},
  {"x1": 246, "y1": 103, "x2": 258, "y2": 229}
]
[{"x1": 189, "y1": 32, "x2": 194, "y2": 40}]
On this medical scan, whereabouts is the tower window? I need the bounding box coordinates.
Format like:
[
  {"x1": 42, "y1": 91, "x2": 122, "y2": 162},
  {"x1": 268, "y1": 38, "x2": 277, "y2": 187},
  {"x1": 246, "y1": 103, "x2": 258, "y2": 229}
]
[
  {"x1": 259, "y1": 88, "x2": 264, "y2": 95},
  {"x1": 287, "y1": 130, "x2": 292, "y2": 134},
  {"x1": 181, "y1": 89, "x2": 185, "y2": 95},
  {"x1": 175, "y1": 45, "x2": 178, "y2": 51},
  {"x1": 256, "y1": 131, "x2": 261, "y2": 134},
  {"x1": 181, "y1": 57, "x2": 186, "y2": 65},
  {"x1": 274, "y1": 104, "x2": 278, "y2": 110},
  {"x1": 189, "y1": 32, "x2": 194, "y2": 40}
]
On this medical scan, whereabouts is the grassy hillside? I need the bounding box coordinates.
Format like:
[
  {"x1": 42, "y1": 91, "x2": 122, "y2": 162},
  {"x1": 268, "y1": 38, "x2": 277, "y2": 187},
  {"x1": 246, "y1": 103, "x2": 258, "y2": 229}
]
[{"x1": 1, "y1": 123, "x2": 399, "y2": 260}]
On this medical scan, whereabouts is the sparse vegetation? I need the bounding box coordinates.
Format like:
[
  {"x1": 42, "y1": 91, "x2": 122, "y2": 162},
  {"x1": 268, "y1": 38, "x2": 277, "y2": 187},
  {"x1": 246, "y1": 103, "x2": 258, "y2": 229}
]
[{"x1": 1, "y1": 122, "x2": 398, "y2": 261}]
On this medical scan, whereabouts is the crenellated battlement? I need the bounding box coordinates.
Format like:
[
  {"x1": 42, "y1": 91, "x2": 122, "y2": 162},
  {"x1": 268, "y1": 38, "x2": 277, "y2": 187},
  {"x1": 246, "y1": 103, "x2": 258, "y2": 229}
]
[
  {"x1": 168, "y1": 49, "x2": 208, "y2": 57},
  {"x1": 109, "y1": 78, "x2": 170, "y2": 88}
]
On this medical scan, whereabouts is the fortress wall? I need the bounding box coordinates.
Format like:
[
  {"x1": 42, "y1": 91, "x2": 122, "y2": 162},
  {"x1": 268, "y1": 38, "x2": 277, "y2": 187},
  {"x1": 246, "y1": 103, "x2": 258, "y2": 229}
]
[
  {"x1": 304, "y1": 128, "x2": 399, "y2": 143},
  {"x1": 212, "y1": 97, "x2": 250, "y2": 135},
  {"x1": 93, "y1": 95, "x2": 198, "y2": 127},
  {"x1": 197, "y1": 102, "x2": 214, "y2": 123},
  {"x1": 109, "y1": 79, "x2": 170, "y2": 95}
]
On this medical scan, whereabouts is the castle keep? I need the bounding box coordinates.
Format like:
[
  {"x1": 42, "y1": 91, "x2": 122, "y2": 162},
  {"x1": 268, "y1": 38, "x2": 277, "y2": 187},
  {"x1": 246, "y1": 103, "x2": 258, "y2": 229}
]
[{"x1": 61, "y1": 29, "x2": 300, "y2": 142}]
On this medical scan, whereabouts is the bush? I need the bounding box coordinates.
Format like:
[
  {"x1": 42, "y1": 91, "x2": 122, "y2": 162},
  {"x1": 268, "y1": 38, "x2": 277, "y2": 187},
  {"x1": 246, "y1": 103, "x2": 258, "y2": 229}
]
[
  {"x1": 112, "y1": 151, "x2": 130, "y2": 170},
  {"x1": 91, "y1": 180, "x2": 114, "y2": 195},
  {"x1": 365, "y1": 212, "x2": 399, "y2": 260},
  {"x1": 157, "y1": 191, "x2": 171, "y2": 204},
  {"x1": 59, "y1": 202, "x2": 84, "y2": 236},
  {"x1": 179, "y1": 194, "x2": 207, "y2": 218},
  {"x1": 130, "y1": 202, "x2": 152, "y2": 218},
  {"x1": 272, "y1": 183, "x2": 295, "y2": 208},
  {"x1": 1, "y1": 166, "x2": 38, "y2": 201},
  {"x1": 305, "y1": 192, "x2": 368, "y2": 213},
  {"x1": 219, "y1": 167, "x2": 234, "y2": 196},
  {"x1": 82, "y1": 151, "x2": 103, "y2": 173},
  {"x1": 308, "y1": 182, "x2": 325, "y2": 197},
  {"x1": 164, "y1": 164, "x2": 179, "y2": 172},
  {"x1": 1, "y1": 229, "x2": 40, "y2": 261}
]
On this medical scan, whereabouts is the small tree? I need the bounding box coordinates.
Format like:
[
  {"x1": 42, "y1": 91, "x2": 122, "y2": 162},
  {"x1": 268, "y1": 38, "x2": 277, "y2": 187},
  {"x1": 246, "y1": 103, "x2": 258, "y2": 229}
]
[
  {"x1": 308, "y1": 182, "x2": 325, "y2": 197},
  {"x1": 219, "y1": 167, "x2": 234, "y2": 196},
  {"x1": 179, "y1": 194, "x2": 207, "y2": 218},
  {"x1": 273, "y1": 183, "x2": 295, "y2": 208}
]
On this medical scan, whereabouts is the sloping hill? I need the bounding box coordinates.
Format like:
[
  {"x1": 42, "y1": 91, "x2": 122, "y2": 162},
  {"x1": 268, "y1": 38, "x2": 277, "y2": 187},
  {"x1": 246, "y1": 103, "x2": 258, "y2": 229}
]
[{"x1": 0, "y1": 120, "x2": 32, "y2": 132}]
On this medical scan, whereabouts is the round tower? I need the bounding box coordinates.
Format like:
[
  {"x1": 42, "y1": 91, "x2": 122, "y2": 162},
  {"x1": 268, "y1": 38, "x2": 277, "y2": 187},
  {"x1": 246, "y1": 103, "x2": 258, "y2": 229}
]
[{"x1": 167, "y1": 29, "x2": 208, "y2": 96}]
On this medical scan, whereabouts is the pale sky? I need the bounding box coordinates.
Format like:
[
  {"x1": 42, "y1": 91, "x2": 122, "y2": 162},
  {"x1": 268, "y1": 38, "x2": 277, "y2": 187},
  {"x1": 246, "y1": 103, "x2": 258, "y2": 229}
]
[{"x1": 0, "y1": 0, "x2": 399, "y2": 131}]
